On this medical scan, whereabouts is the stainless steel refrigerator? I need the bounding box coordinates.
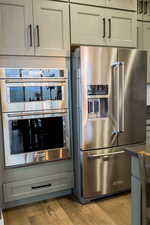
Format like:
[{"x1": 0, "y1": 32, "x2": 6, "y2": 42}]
[{"x1": 72, "y1": 46, "x2": 147, "y2": 203}]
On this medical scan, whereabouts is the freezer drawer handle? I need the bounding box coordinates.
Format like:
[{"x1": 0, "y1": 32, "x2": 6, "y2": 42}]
[{"x1": 88, "y1": 151, "x2": 125, "y2": 159}]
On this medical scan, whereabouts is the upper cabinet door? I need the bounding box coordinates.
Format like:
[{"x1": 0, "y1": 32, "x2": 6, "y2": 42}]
[
  {"x1": 143, "y1": 0, "x2": 150, "y2": 21},
  {"x1": 70, "y1": 0, "x2": 106, "y2": 7},
  {"x1": 70, "y1": 4, "x2": 107, "y2": 46},
  {"x1": 0, "y1": 0, "x2": 34, "y2": 55},
  {"x1": 107, "y1": 10, "x2": 137, "y2": 48},
  {"x1": 143, "y1": 22, "x2": 150, "y2": 83},
  {"x1": 106, "y1": 0, "x2": 137, "y2": 11},
  {"x1": 33, "y1": 0, "x2": 70, "y2": 57},
  {"x1": 137, "y1": 0, "x2": 144, "y2": 20}
]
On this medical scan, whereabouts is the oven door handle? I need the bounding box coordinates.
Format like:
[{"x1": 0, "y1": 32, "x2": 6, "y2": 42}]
[
  {"x1": 7, "y1": 111, "x2": 67, "y2": 118},
  {"x1": 88, "y1": 151, "x2": 125, "y2": 159}
]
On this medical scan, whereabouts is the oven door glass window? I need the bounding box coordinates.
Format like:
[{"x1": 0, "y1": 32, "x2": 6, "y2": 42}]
[
  {"x1": 5, "y1": 69, "x2": 64, "y2": 78},
  {"x1": 9, "y1": 117, "x2": 64, "y2": 154},
  {"x1": 9, "y1": 86, "x2": 63, "y2": 103}
]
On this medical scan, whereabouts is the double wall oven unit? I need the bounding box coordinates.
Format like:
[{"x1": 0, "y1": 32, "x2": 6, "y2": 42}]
[
  {"x1": 0, "y1": 59, "x2": 71, "y2": 167},
  {"x1": 72, "y1": 47, "x2": 147, "y2": 203}
]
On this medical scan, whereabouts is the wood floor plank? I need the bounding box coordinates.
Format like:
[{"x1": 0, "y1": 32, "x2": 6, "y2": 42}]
[{"x1": 3, "y1": 194, "x2": 131, "y2": 225}]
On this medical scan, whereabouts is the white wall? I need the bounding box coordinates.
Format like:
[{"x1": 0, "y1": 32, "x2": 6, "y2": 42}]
[{"x1": 147, "y1": 85, "x2": 150, "y2": 105}]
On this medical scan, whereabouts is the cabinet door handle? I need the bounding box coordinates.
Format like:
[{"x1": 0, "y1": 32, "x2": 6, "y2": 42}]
[
  {"x1": 138, "y1": 0, "x2": 143, "y2": 14},
  {"x1": 103, "y1": 18, "x2": 106, "y2": 38},
  {"x1": 29, "y1": 24, "x2": 33, "y2": 47},
  {"x1": 32, "y1": 184, "x2": 52, "y2": 190},
  {"x1": 144, "y1": 0, "x2": 148, "y2": 14},
  {"x1": 36, "y1": 25, "x2": 40, "y2": 47},
  {"x1": 108, "y1": 18, "x2": 111, "y2": 39}
]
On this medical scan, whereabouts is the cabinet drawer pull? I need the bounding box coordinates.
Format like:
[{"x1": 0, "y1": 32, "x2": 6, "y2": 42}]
[
  {"x1": 29, "y1": 24, "x2": 33, "y2": 47},
  {"x1": 36, "y1": 25, "x2": 40, "y2": 47},
  {"x1": 103, "y1": 18, "x2": 106, "y2": 38},
  {"x1": 32, "y1": 184, "x2": 52, "y2": 190},
  {"x1": 108, "y1": 18, "x2": 111, "y2": 39}
]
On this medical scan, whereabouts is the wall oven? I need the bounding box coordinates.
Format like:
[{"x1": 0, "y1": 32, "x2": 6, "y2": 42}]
[
  {"x1": 1, "y1": 81, "x2": 67, "y2": 113},
  {"x1": 3, "y1": 111, "x2": 70, "y2": 167},
  {"x1": 0, "y1": 60, "x2": 71, "y2": 167}
]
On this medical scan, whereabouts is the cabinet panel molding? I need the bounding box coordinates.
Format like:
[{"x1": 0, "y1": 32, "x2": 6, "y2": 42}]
[
  {"x1": 70, "y1": 0, "x2": 137, "y2": 11},
  {"x1": 107, "y1": 10, "x2": 137, "y2": 48},
  {"x1": 70, "y1": 4, "x2": 107, "y2": 46},
  {"x1": 0, "y1": 0, "x2": 34, "y2": 55},
  {"x1": 33, "y1": 0, "x2": 70, "y2": 57},
  {"x1": 106, "y1": 0, "x2": 137, "y2": 11}
]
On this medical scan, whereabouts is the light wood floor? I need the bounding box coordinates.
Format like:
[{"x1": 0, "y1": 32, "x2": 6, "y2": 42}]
[{"x1": 3, "y1": 193, "x2": 131, "y2": 225}]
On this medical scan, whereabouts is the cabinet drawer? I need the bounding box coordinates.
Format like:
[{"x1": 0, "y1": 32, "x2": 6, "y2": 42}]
[{"x1": 3, "y1": 172, "x2": 74, "y2": 202}]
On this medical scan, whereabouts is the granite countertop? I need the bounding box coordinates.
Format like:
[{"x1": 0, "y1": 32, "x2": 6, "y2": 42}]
[{"x1": 124, "y1": 144, "x2": 150, "y2": 157}]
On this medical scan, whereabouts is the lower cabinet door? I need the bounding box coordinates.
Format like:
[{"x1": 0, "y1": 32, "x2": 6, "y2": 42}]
[
  {"x1": 3, "y1": 172, "x2": 74, "y2": 202},
  {"x1": 81, "y1": 148, "x2": 131, "y2": 199},
  {"x1": 107, "y1": 10, "x2": 137, "y2": 48}
]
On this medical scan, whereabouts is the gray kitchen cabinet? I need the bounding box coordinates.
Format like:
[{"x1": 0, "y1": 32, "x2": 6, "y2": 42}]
[
  {"x1": 70, "y1": 4, "x2": 107, "y2": 46},
  {"x1": 143, "y1": 22, "x2": 150, "y2": 83},
  {"x1": 3, "y1": 160, "x2": 74, "y2": 204},
  {"x1": 107, "y1": 0, "x2": 137, "y2": 11},
  {"x1": 138, "y1": 21, "x2": 150, "y2": 83},
  {"x1": 0, "y1": 0, "x2": 34, "y2": 55},
  {"x1": 0, "y1": 0, "x2": 70, "y2": 57},
  {"x1": 107, "y1": 10, "x2": 137, "y2": 48},
  {"x1": 3, "y1": 172, "x2": 74, "y2": 202},
  {"x1": 137, "y1": 0, "x2": 150, "y2": 21},
  {"x1": 71, "y1": 4, "x2": 137, "y2": 48},
  {"x1": 146, "y1": 125, "x2": 150, "y2": 143},
  {"x1": 70, "y1": 0, "x2": 137, "y2": 11},
  {"x1": 33, "y1": 0, "x2": 70, "y2": 56}
]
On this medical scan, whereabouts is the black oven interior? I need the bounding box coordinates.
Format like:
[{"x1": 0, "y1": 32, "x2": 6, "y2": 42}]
[{"x1": 9, "y1": 117, "x2": 64, "y2": 154}]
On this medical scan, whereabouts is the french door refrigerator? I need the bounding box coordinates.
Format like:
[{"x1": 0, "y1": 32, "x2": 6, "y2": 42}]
[{"x1": 72, "y1": 46, "x2": 147, "y2": 203}]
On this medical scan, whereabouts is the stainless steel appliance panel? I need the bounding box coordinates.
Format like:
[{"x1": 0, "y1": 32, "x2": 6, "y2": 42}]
[
  {"x1": 80, "y1": 47, "x2": 118, "y2": 150},
  {"x1": 81, "y1": 148, "x2": 131, "y2": 198},
  {"x1": 117, "y1": 49, "x2": 147, "y2": 145}
]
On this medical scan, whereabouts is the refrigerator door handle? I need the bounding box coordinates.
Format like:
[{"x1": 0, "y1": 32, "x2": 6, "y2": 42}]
[
  {"x1": 116, "y1": 63, "x2": 120, "y2": 133},
  {"x1": 112, "y1": 62, "x2": 120, "y2": 133},
  {"x1": 112, "y1": 62, "x2": 125, "y2": 133},
  {"x1": 120, "y1": 62, "x2": 125, "y2": 133}
]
